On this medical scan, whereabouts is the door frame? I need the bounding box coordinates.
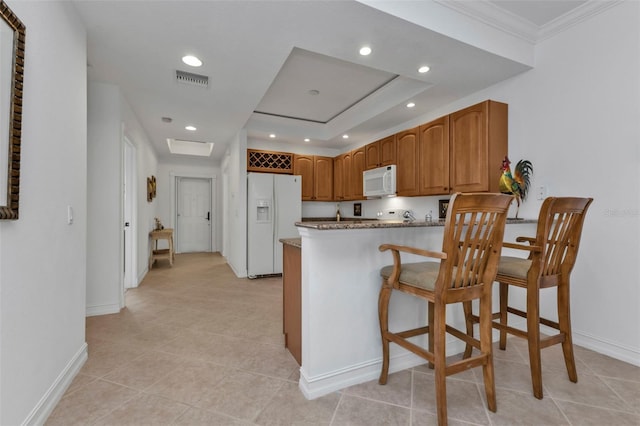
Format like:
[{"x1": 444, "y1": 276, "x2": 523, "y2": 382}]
[
  {"x1": 170, "y1": 172, "x2": 217, "y2": 253},
  {"x1": 122, "y1": 136, "x2": 138, "y2": 292}
]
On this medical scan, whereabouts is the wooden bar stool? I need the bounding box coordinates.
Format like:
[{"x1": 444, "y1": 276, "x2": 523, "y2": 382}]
[
  {"x1": 464, "y1": 196, "x2": 593, "y2": 399},
  {"x1": 378, "y1": 192, "x2": 512, "y2": 426}
]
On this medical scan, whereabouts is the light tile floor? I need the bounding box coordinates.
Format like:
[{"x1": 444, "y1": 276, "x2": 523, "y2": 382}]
[{"x1": 46, "y1": 253, "x2": 640, "y2": 425}]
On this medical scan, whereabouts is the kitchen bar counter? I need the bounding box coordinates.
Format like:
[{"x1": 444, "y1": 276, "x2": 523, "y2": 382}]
[
  {"x1": 297, "y1": 218, "x2": 534, "y2": 230},
  {"x1": 293, "y1": 218, "x2": 537, "y2": 400},
  {"x1": 279, "y1": 237, "x2": 302, "y2": 248}
]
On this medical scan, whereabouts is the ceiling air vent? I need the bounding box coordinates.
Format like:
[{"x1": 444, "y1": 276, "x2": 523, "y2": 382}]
[{"x1": 176, "y1": 70, "x2": 209, "y2": 88}]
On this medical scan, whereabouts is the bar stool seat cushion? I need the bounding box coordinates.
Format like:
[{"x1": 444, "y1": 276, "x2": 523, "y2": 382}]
[
  {"x1": 380, "y1": 262, "x2": 440, "y2": 291},
  {"x1": 497, "y1": 256, "x2": 532, "y2": 279}
]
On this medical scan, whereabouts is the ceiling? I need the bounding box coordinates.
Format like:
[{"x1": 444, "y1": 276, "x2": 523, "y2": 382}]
[{"x1": 73, "y1": 0, "x2": 602, "y2": 163}]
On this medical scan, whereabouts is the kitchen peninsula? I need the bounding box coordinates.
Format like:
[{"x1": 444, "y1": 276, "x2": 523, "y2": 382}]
[{"x1": 284, "y1": 218, "x2": 536, "y2": 400}]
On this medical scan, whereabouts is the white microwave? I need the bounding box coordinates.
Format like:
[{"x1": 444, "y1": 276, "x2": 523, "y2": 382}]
[{"x1": 363, "y1": 165, "x2": 397, "y2": 197}]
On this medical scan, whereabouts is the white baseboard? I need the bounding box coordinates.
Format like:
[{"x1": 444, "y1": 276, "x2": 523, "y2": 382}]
[
  {"x1": 296, "y1": 324, "x2": 640, "y2": 401},
  {"x1": 86, "y1": 302, "x2": 120, "y2": 317},
  {"x1": 227, "y1": 261, "x2": 247, "y2": 278},
  {"x1": 137, "y1": 266, "x2": 147, "y2": 285},
  {"x1": 573, "y1": 331, "x2": 640, "y2": 367},
  {"x1": 299, "y1": 351, "x2": 426, "y2": 400},
  {"x1": 479, "y1": 317, "x2": 640, "y2": 367},
  {"x1": 22, "y1": 342, "x2": 88, "y2": 426}
]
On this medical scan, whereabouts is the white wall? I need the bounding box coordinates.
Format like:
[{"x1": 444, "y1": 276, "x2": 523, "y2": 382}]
[
  {"x1": 222, "y1": 130, "x2": 248, "y2": 276},
  {"x1": 87, "y1": 82, "x2": 123, "y2": 315},
  {"x1": 440, "y1": 1, "x2": 640, "y2": 363},
  {"x1": 0, "y1": 2, "x2": 88, "y2": 424},
  {"x1": 87, "y1": 82, "x2": 159, "y2": 307},
  {"x1": 120, "y1": 97, "x2": 159, "y2": 283}
]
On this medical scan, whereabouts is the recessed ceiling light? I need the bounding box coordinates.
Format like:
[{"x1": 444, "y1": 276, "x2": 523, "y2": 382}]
[
  {"x1": 406, "y1": 102, "x2": 415, "y2": 108},
  {"x1": 359, "y1": 46, "x2": 372, "y2": 56},
  {"x1": 418, "y1": 65, "x2": 430, "y2": 73},
  {"x1": 342, "y1": 134, "x2": 349, "y2": 139},
  {"x1": 269, "y1": 134, "x2": 276, "y2": 138},
  {"x1": 182, "y1": 55, "x2": 202, "y2": 67},
  {"x1": 304, "y1": 138, "x2": 310, "y2": 142},
  {"x1": 185, "y1": 125, "x2": 197, "y2": 131}
]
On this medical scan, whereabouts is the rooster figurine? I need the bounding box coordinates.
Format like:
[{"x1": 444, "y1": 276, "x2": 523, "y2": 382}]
[{"x1": 499, "y1": 156, "x2": 533, "y2": 218}]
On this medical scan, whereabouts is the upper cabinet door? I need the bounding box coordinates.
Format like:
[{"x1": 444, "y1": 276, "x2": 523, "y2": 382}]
[
  {"x1": 313, "y1": 156, "x2": 334, "y2": 201},
  {"x1": 449, "y1": 100, "x2": 507, "y2": 193},
  {"x1": 293, "y1": 154, "x2": 314, "y2": 200},
  {"x1": 419, "y1": 116, "x2": 449, "y2": 196},
  {"x1": 333, "y1": 155, "x2": 344, "y2": 201},
  {"x1": 365, "y1": 135, "x2": 396, "y2": 170},
  {"x1": 343, "y1": 152, "x2": 353, "y2": 200},
  {"x1": 378, "y1": 135, "x2": 396, "y2": 167},
  {"x1": 364, "y1": 142, "x2": 380, "y2": 170},
  {"x1": 351, "y1": 148, "x2": 366, "y2": 199},
  {"x1": 396, "y1": 128, "x2": 419, "y2": 196},
  {"x1": 450, "y1": 102, "x2": 488, "y2": 192}
]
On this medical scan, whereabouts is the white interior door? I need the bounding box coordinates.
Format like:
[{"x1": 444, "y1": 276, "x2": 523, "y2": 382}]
[{"x1": 176, "y1": 177, "x2": 212, "y2": 253}]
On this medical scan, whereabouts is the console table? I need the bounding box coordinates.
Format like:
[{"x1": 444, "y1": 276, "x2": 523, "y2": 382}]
[{"x1": 149, "y1": 228, "x2": 174, "y2": 269}]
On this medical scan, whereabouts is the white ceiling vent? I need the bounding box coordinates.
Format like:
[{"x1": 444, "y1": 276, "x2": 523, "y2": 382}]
[{"x1": 176, "y1": 70, "x2": 209, "y2": 88}]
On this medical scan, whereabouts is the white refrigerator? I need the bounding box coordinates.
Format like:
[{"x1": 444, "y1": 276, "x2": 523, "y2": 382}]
[{"x1": 247, "y1": 173, "x2": 302, "y2": 277}]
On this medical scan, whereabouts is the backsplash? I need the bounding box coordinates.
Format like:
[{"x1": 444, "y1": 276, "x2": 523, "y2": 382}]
[{"x1": 302, "y1": 195, "x2": 451, "y2": 221}]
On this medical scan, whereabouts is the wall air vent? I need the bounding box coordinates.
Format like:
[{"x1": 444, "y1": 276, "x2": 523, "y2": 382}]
[{"x1": 176, "y1": 70, "x2": 209, "y2": 88}]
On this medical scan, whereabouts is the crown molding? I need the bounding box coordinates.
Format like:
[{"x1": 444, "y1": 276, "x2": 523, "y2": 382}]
[
  {"x1": 435, "y1": 0, "x2": 623, "y2": 44},
  {"x1": 537, "y1": 0, "x2": 623, "y2": 41}
]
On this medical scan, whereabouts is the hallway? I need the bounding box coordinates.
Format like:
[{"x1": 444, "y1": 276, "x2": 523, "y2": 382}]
[{"x1": 46, "y1": 253, "x2": 640, "y2": 425}]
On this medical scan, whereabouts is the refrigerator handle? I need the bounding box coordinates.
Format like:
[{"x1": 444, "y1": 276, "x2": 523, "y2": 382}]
[
  {"x1": 272, "y1": 185, "x2": 278, "y2": 239},
  {"x1": 206, "y1": 211, "x2": 210, "y2": 221}
]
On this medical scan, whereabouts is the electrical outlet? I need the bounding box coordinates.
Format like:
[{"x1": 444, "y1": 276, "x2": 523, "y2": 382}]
[{"x1": 537, "y1": 185, "x2": 546, "y2": 200}]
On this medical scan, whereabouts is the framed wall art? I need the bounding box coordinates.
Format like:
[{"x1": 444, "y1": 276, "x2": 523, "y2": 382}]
[{"x1": 0, "y1": 1, "x2": 25, "y2": 220}]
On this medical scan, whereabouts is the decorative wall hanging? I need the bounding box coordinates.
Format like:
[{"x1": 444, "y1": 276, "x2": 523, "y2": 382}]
[
  {"x1": 147, "y1": 177, "x2": 153, "y2": 202},
  {"x1": 147, "y1": 176, "x2": 157, "y2": 202},
  {"x1": 0, "y1": 1, "x2": 26, "y2": 220}
]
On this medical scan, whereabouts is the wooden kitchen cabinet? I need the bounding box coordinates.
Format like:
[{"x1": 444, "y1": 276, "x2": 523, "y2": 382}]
[
  {"x1": 292, "y1": 99, "x2": 506, "y2": 201},
  {"x1": 342, "y1": 151, "x2": 353, "y2": 200},
  {"x1": 396, "y1": 127, "x2": 420, "y2": 196},
  {"x1": 293, "y1": 154, "x2": 314, "y2": 200},
  {"x1": 314, "y1": 156, "x2": 333, "y2": 200},
  {"x1": 351, "y1": 147, "x2": 366, "y2": 199},
  {"x1": 333, "y1": 148, "x2": 364, "y2": 201},
  {"x1": 293, "y1": 155, "x2": 333, "y2": 201},
  {"x1": 418, "y1": 116, "x2": 450, "y2": 195},
  {"x1": 364, "y1": 135, "x2": 396, "y2": 170},
  {"x1": 449, "y1": 100, "x2": 507, "y2": 193},
  {"x1": 398, "y1": 100, "x2": 507, "y2": 197},
  {"x1": 282, "y1": 242, "x2": 301, "y2": 365},
  {"x1": 333, "y1": 154, "x2": 344, "y2": 201}
]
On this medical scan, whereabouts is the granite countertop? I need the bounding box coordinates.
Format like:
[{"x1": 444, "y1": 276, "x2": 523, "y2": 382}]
[
  {"x1": 296, "y1": 218, "x2": 535, "y2": 230},
  {"x1": 280, "y1": 237, "x2": 302, "y2": 248}
]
